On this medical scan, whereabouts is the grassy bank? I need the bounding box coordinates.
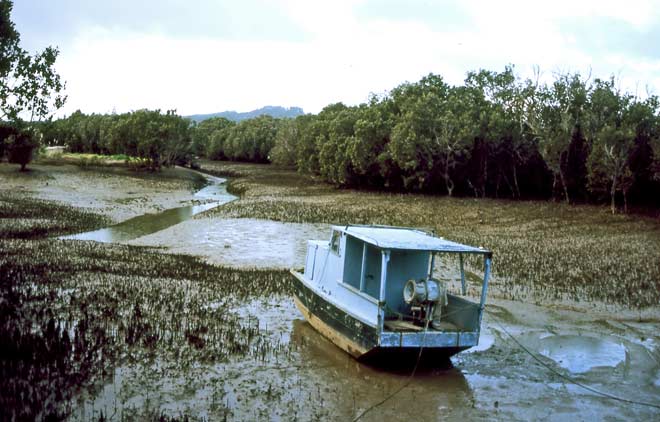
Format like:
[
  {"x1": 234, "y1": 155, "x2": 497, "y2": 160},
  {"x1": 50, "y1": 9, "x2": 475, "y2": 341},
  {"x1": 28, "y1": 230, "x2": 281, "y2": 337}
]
[
  {"x1": 31, "y1": 153, "x2": 207, "y2": 186},
  {"x1": 200, "y1": 160, "x2": 660, "y2": 309},
  {"x1": 0, "y1": 191, "x2": 291, "y2": 420},
  {"x1": 0, "y1": 191, "x2": 111, "y2": 238},
  {"x1": 37, "y1": 151, "x2": 155, "y2": 170}
]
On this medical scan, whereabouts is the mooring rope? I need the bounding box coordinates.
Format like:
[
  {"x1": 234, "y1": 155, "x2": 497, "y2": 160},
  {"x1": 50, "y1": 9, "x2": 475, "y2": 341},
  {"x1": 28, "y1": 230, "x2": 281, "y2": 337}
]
[
  {"x1": 486, "y1": 309, "x2": 660, "y2": 410},
  {"x1": 351, "y1": 307, "x2": 660, "y2": 421},
  {"x1": 351, "y1": 312, "x2": 432, "y2": 422}
]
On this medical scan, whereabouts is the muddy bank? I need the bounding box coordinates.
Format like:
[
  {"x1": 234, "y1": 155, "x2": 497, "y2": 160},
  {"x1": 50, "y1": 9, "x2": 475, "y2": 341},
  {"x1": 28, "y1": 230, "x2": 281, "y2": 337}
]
[
  {"x1": 127, "y1": 218, "x2": 330, "y2": 268},
  {"x1": 0, "y1": 163, "x2": 207, "y2": 223},
  {"x1": 69, "y1": 294, "x2": 660, "y2": 421},
  {"x1": 63, "y1": 172, "x2": 235, "y2": 242}
]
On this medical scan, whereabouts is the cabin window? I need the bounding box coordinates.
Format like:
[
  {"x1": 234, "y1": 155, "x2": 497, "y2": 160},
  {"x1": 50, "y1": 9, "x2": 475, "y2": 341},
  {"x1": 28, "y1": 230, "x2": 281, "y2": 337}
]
[
  {"x1": 341, "y1": 235, "x2": 363, "y2": 289},
  {"x1": 362, "y1": 245, "x2": 382, "y2": 298},
  {"x1": 338, "y1": 237, "x2": 381, "y2": 303},
  {"x1": 330, "y1": 230, "x2": 341, "y2": 255}
]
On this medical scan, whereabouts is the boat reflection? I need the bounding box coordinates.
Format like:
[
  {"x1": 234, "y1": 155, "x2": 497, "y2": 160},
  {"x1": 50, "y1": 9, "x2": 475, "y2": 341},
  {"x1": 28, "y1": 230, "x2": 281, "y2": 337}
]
[{"x1": 290, "y1": 319, "x2": 475, "y2": 420}]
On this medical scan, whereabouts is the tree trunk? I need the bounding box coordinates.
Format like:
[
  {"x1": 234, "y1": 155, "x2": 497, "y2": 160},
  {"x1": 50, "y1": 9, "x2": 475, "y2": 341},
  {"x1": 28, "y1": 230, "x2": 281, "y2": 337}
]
[
  {"x1": 552, "y1": 173, "x2": 558, "y2": 202},
  {"x1": 558, "y1": 167, "x2": 570, "y2": 204},
  {"x1": 482, "y1": 154, "x2": 488, "y2": 198},
  {"x1": 512, "y1": 164, "x2": 521, "y2": 199},
  {"x1": 444, "y1": 173, "x2": 455, "y2": 197},
  {"x1": 623, "y1": 188, "x2": 628, "y2": 214},
  {"x1": 610, "y1": 176, "x2": 617, "y2": 214},
  {"x1": 467, "y1": 179, "x2": 478, "y2": 198},
  {"x1": 20, "y1": 162, "x2": 26, "y2": 172},
  {"x1": 442, "y1": 151, "x2": 455, "y2": 197},
  {"x1": 503, "y1": 174, "x2": 515, "y2": 199}
]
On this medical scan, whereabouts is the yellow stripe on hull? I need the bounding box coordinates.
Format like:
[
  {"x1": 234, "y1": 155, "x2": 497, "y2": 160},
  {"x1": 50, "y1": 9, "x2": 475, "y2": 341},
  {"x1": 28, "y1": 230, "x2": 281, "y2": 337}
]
[{"x1": 293, "y1": 295, "x2": 369, "y2": 359}]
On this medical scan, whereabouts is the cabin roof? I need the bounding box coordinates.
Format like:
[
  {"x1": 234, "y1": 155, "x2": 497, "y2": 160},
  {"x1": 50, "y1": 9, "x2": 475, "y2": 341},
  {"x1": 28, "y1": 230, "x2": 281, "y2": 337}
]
[{"x1": 334, "y1": 225, "x2": 490, "y2": 255}]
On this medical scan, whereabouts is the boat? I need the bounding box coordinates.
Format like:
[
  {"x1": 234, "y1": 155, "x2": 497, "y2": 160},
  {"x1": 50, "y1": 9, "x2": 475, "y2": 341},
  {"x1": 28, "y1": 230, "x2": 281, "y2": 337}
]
[{"x1": 290, "y1": 225, "x2": 493, "y2": 361}]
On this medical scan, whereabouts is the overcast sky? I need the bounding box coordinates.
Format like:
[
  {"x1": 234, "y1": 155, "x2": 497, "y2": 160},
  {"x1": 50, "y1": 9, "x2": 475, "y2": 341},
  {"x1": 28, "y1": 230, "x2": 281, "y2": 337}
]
[{"x1": 12, "y1": 0, "x2": 660, "y2": 116}]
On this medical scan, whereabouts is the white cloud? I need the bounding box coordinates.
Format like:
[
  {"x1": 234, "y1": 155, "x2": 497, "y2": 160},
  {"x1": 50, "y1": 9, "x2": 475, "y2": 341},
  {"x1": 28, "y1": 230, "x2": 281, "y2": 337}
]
[
  {"x1": 52, "y1": 0, "x2": 660, "y2": 116},
  {"x1": 461, "y1": 0, "x2": 660, "y2": 29}
]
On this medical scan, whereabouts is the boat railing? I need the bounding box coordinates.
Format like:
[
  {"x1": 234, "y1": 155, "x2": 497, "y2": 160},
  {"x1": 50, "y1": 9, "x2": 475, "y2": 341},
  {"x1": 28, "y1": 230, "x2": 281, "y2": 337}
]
[{"x1": 340, "y1": 223, "x2": 436, "y2": 236}]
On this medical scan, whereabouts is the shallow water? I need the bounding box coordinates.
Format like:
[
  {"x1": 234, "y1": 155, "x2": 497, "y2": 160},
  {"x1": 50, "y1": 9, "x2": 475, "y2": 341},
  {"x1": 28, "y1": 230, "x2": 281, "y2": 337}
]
[
  {"x1": 61, "y1": 175, "x2": 235, "y2": 242},
  {"x1": 70, "y1": 297, "x2": 477, "y2": 421},
  {"x1": 538, "y1": 334, "x2": 627, "y2": 373},
  {"x1": 68, "y1": 296, "x2": 660, "y2": 421}
]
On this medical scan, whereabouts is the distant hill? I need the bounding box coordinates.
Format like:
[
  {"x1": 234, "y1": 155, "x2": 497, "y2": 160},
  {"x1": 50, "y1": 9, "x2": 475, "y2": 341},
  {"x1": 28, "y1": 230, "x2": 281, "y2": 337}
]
[{"x1": 187, "y1": 106, "x2": 305, "y2": 123}]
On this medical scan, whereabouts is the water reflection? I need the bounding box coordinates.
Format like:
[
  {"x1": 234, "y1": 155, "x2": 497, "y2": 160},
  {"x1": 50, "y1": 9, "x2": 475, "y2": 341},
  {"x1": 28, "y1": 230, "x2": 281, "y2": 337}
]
[
  {"x1": 290, "y1": 319, "x2": 474, "y2": 420},
  {"x1": 538, "y1": 334, "x2": 627, "y2": 374},
  {"x1": 61, "y1": 175, "x2": 235, "y2": 243}
]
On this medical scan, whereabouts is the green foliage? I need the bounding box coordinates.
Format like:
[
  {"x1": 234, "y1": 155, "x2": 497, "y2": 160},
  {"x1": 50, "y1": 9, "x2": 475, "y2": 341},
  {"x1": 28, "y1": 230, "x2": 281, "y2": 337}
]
[
  {"x1": 0, "y1": 0, "x2": 65, "y2": 171},
  {"x1": 585, "y1": 79, "x2": 660, "y2": 212},
  {"x1": 6, "y1": 127, "x2": 38, "y2": 171},
  {"x1": 47, "y1": 109, "x2": 194, "y2": 171},
  {"x1": 261, "y1": 66, "x2": 660, "y2": 210},
  {"x1": 652, "y1": 138, "x2": 660, "y2": 181},
  {"x1": 269, "y1": 118, "x2": 299, "y2": 166},
  {"x1": 222, "y1": 114, "x2": 280, "y2": 163},
  {"x1": 0, "y1": 123, "x2": 17, "y2": 161},
  {"x1": 190, "y1": 116, "x2": 234, "y2": 158},
  {"x1": 293, "y1": 114, "x2": 323, "y2": 173},
  {"x1": 350, "y1": 97, "x2": 391, "y2": 185},
  {"x1": 0, "y1": 0, "x2": 65, "y2": 123},
  {"x1": 40, "y1": 110, "x2": 282, "y2": 170},
  {"x1": 389, "y1": 75, "x2": 455, "y2": 190},
  {"x1": 316, "y1": 103, "x2": 359, "y2": 184},
  {"x1": 187, "y1": 114, "x2": 282, "y2": 163},
  {"x1": 525, "y1": 73, "x2": 590, "y2": 203}
]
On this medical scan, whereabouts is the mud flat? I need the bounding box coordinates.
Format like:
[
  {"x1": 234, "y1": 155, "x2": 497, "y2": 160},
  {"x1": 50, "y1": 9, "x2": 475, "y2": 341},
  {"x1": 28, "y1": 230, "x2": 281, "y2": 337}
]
[
  {"x1": 63, "y1": 171, "x2": 235, "y2": 242},
  {"x1": 127, "y1": 217, "x2": 330, "y2": 268},
  {"x1": 2, "y1": 161, "x2": 659, "y2": 421},
  {"x1": 0, "y1": 163, "x2": 208, "y2": 223},
  {"x1": 68, "y1": 295, "x2": 660, "y2": 421}
]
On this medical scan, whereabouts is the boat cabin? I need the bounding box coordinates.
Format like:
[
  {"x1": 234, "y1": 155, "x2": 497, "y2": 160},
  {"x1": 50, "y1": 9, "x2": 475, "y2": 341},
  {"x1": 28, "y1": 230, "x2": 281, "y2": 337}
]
[{"x1": 291, "y1": 225, "x2": 493, "y2": 359}]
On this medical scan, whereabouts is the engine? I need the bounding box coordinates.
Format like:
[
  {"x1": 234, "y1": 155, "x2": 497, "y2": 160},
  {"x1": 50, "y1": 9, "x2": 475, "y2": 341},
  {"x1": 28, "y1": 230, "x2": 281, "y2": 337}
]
[{"x1": 403, "y1": 278, "x2": 448, "y2": 330}]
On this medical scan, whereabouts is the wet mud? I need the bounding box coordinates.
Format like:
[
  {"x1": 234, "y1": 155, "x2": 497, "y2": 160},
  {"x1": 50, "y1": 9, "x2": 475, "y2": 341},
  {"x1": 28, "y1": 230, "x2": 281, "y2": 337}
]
[
  {"x1": 63, "y1": 174, "x2": 235, "y2": 242},
  {"x1": 69, "y1": 296, "x2": 660, "y2": 421},
  {"x1": 127, "y1": 218, "x2": 330, "y2": 268},
  {"x1": 0, "y1": 164, "x2": 208, "y2": 223},
  {"x1": 3, "y1": 163, "x2": 659, "y2": 420}
]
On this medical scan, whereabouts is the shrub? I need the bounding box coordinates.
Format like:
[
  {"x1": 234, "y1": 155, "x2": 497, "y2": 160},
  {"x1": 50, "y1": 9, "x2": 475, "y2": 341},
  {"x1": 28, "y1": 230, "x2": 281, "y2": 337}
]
[{"x1": 7, "y1": 129, "x2": 38, "y2": 171}]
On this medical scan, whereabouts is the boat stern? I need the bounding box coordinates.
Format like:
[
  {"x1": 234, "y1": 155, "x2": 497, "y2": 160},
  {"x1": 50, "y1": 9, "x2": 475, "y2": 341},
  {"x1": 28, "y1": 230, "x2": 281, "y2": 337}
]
[{"x1": 379, "y1": 330, "x2": 479, "y2": 353}]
